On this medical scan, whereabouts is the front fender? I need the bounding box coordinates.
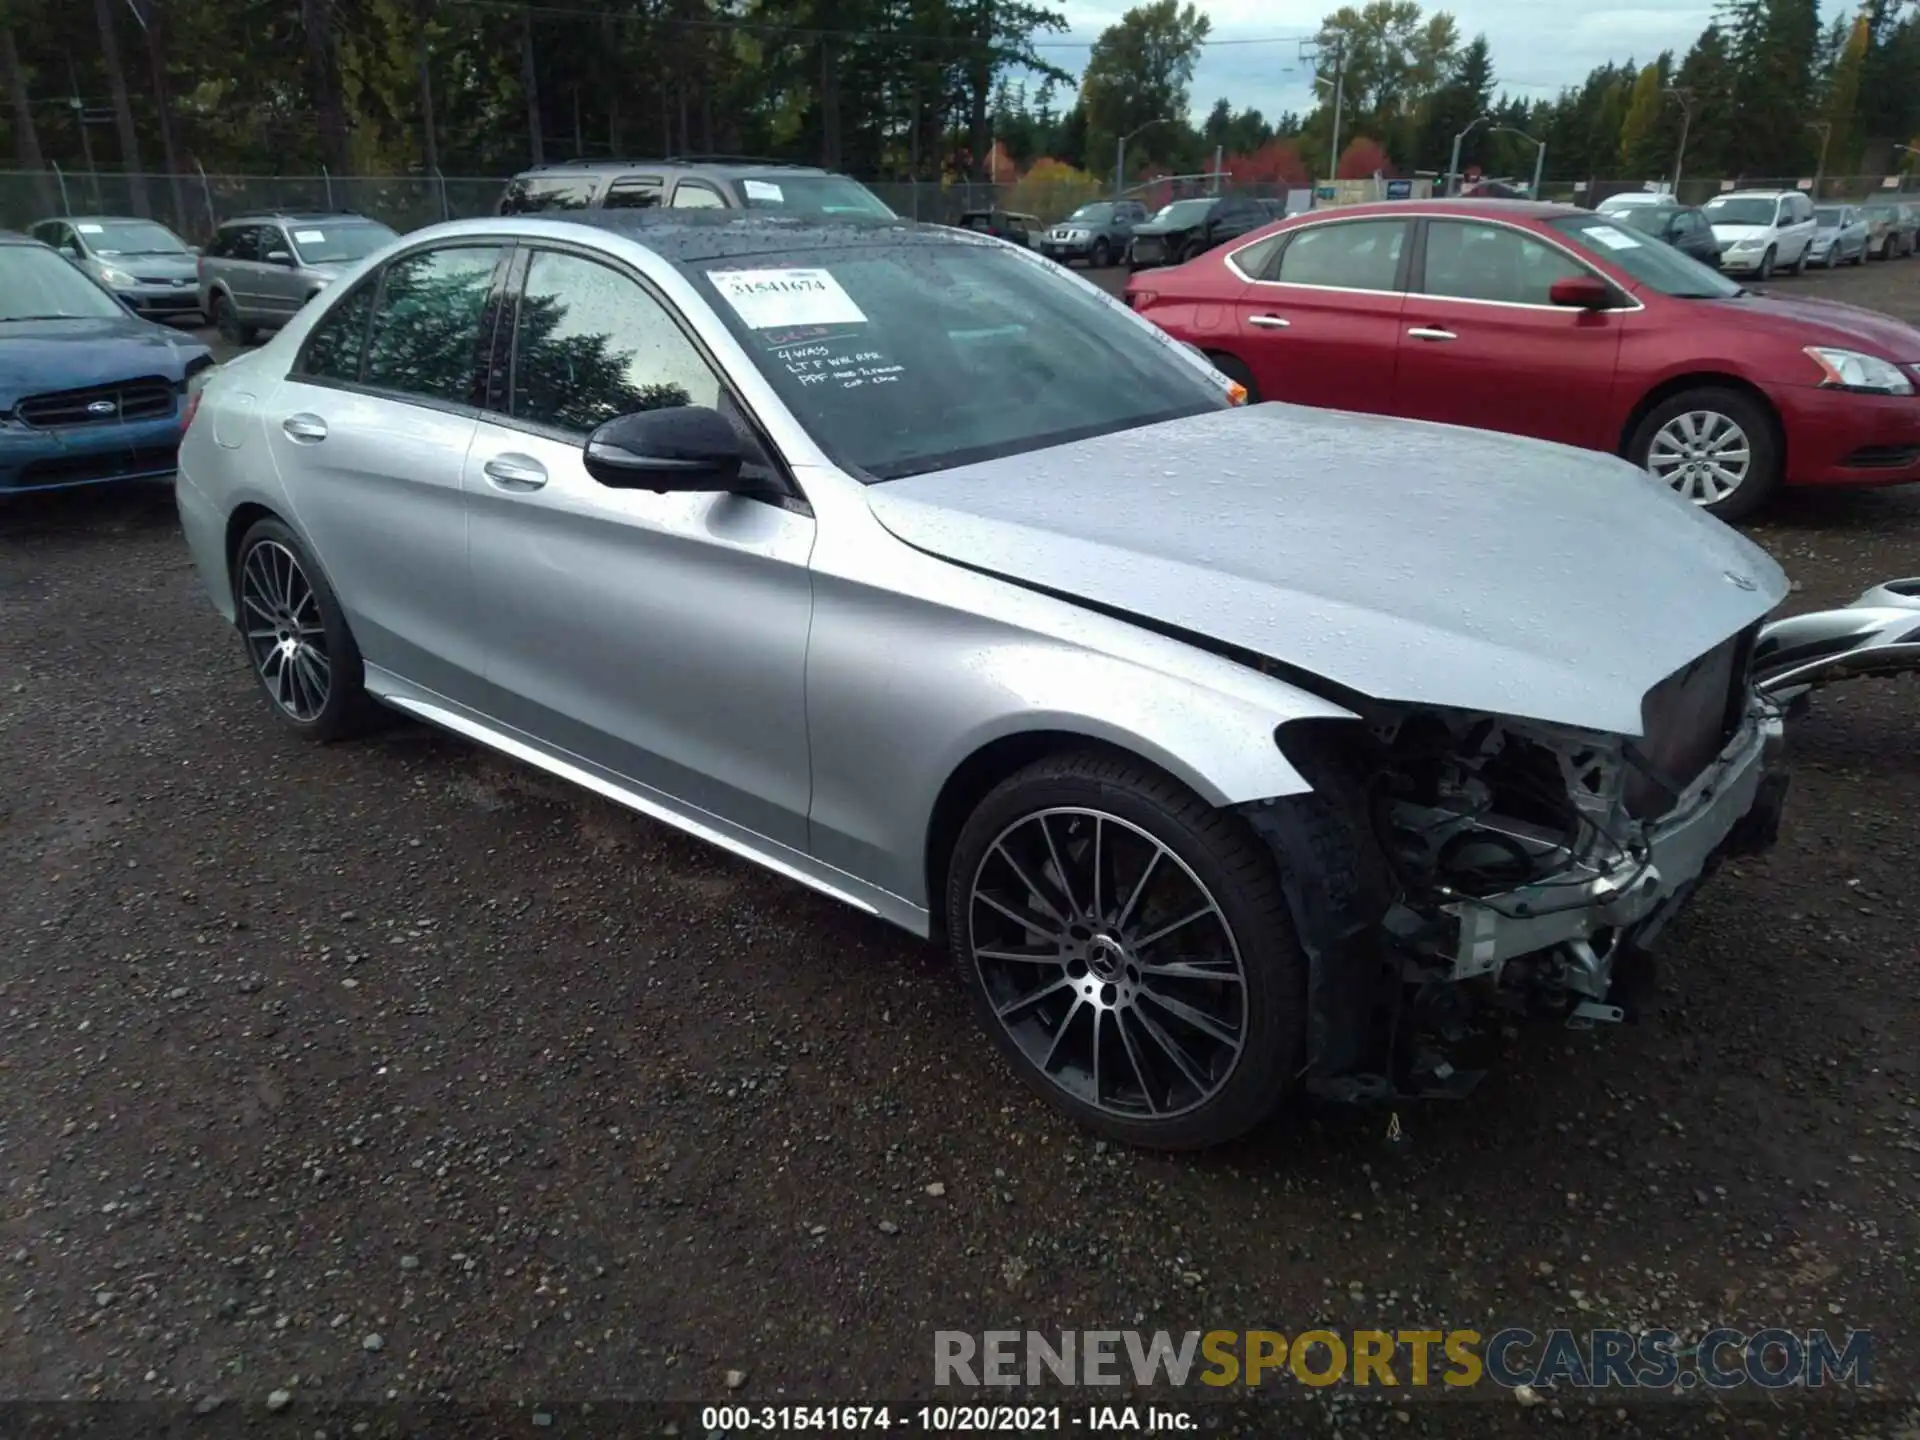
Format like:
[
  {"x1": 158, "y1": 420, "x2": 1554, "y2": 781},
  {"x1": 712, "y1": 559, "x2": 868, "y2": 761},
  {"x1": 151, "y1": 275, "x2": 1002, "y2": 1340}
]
[{"x1": 803, "y1": 563, "x2": 1357, "y2": 911}]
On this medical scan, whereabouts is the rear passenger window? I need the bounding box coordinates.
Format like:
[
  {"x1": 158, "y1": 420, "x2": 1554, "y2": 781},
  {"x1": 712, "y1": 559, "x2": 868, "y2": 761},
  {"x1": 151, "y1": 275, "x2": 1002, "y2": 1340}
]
[
  {"x1": 361, "y1": 245, "x2": 503, "y2": 405},
  {"x1": 604, "y1": 176, "x2": 663, "y2": 209},
  {"x1": 499, "y1": 176, "x2": 597, "y2": 214},
  {"x1": 670, "y1": 182, "x2": 726, "y2": 210},
  {"x1": 1272, "y1": 220, "x2": 1407, "y2": 290},
  {"x1": 296, "y1": 279, "x2": 377, "y2": 382}
]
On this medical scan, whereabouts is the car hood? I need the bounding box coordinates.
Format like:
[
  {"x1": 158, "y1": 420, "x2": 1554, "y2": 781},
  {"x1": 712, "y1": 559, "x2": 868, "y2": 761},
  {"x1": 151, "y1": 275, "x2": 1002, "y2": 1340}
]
[
  {"x1": 1698, "y1": 292, "x2": 1920, "y2": 359},
  {"x1": 1131, "y1": 219, "x2": 1197, "y2": 237},
  {"x1": 94, "y1": 251, "x2": 199, "y2": 279},
  {"x1": 864, "y1": 405, "x2": 1787, "y2": 737},
  {"x1": 0, "y1": 317, "x2": 205, "y2": 408},
  {"x1": 1708, "y1": 223, "x2": 1774, "y2": 242}
]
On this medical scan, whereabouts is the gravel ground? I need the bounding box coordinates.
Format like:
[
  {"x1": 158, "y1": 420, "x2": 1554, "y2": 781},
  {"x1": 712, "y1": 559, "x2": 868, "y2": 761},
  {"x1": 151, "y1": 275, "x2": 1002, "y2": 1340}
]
[{"x1": 2, "y1": 260, "x2": 1918, "y2": 1434}]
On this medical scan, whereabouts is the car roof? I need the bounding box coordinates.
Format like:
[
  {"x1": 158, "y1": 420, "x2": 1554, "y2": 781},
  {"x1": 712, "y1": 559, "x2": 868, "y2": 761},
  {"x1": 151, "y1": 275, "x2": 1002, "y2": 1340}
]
[
  {"x1": 44, "y1": 214, "x2": 165, "y2": 225},
  {"x1": 220, "y1": 211, "x2": 379, "y2": 224},
  {"x1": 1710, "y1": 189, "x2": 1798, "y2": 199},
  {"x1": 1293, "y1": 197, "x2": 1575, "y2": 223},
  {"x1": 513, "y1": 157, "x2": 836, "y2": 178},
  {"x1": 463, "y1": 210, "x2": 980, "y2": 264},
  {"x1": 0, "y1": 229, "x2": 42, "y2": 246}
]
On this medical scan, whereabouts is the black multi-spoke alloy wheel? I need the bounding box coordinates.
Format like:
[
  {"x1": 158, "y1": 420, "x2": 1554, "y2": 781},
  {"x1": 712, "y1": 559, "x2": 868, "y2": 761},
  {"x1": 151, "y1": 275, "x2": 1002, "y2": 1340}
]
[
  {"x1": 233, "y1": 517, "x2": 381, "y2": 741},
  {"x1": 947, "y1": 751, "x2": 1307, "y2": 1150}
]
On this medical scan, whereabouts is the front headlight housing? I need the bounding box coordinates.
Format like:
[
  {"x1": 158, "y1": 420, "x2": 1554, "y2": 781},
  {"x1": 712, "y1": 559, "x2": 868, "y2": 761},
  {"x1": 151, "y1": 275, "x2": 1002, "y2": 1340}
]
[
  {"x1": 1805, "y1": 346, "x2": 1916, "y2": 395},
  {"x1": 99, "y1": 265, "x2": 136, "y2": 286}
]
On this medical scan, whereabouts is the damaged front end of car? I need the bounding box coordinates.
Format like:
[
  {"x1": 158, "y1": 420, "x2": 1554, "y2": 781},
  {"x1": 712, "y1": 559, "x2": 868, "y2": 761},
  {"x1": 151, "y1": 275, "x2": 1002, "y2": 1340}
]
[{"x1": 1247, "y1": 625, "x2": 1789, "y2": 1103}]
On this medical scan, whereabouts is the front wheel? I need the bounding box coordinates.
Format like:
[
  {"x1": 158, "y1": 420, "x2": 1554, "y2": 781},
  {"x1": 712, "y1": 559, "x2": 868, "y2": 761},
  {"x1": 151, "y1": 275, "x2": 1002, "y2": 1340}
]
[
  {"x1": 233, "y1": 517, "x2": 383, "y2": 741},
  {"x1": 1630, "y1": 387, "x2": 1782, "y2": 522},
  {"x1": 1787, "y1": 243, "x2": 1808, "y2": 276},
  {"x1": 1090, "y1": 238, "x2": 1113, "y2": 269},
  {"x1": 1756, "y1": 247, "x2": 1776, "y2": 280},
  {"x1": 945, "y1": 750, "x2": 1307, "y2": 1150}
]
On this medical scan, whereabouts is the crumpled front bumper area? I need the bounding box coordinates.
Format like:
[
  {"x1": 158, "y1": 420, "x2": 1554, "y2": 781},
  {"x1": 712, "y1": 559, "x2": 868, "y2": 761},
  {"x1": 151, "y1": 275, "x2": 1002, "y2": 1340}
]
[{"x1": 1438, "y1": 704, "x2": 1786, "y2": 1005}]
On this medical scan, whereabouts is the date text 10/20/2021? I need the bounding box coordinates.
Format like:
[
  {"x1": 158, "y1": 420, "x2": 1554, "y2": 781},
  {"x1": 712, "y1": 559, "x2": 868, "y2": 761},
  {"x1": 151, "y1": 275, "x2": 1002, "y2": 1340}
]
[{"x1": 701, "y1": 1407, "x2": 1195, "y2": 1431}]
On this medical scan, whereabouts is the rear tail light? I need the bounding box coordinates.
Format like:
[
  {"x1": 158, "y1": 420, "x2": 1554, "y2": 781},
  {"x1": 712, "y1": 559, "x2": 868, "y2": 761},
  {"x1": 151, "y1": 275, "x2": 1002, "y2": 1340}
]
[{"x1": 181, "y1": 392, "x2": 202, "y2": 431}]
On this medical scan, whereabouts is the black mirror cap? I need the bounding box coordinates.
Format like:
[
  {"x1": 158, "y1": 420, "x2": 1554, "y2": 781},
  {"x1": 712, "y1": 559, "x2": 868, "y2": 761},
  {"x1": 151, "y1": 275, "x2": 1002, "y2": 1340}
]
[{"x1": 583, "y1": 405, "x2": 747, "y2": 492}]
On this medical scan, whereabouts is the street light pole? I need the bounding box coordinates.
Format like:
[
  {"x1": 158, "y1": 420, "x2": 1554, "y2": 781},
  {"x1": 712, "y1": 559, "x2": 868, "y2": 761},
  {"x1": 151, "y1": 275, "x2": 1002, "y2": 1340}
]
[
  {"x1": 1664, "y1": 86, "x2": 1697, "y2": 194},
  {"x1": 1492, "y1": 125, "x2": 1546, "y2": 197},
  {"x1": 1116, "y1": 117, "x2": 1171, "y2": 197},
  {"x1": 1445, "y1": 114, "x2": 1491, "y2": 197}
]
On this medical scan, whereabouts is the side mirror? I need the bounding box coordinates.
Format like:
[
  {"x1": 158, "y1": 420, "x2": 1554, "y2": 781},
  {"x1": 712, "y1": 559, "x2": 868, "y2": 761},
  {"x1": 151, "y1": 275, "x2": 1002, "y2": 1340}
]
[
  {"x1": 264, "y1": 249, "x2": 293, "y2": 265},
  {"x1": 1549, "y1": 275, "x2": 1614, "y2": 310},
  {"x1": 583, "y1": 405, "x2": 746, "y2": 493},
  {"x1": 188, "y1": 245, "x2": 202, "y2": 257}
]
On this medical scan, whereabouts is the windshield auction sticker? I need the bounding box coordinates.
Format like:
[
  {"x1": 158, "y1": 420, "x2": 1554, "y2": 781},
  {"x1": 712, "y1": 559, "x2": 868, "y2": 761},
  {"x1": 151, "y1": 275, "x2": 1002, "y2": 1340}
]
[{"x1": 710, "y1": 268, "x2": 868, "y2": 329}]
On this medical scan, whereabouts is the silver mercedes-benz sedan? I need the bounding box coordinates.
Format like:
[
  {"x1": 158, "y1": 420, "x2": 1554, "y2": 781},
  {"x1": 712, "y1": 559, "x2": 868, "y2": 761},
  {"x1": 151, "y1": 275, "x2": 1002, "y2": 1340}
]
[{"x1": 176, "y1": 211, "x2": 1792, "y2": 1150}]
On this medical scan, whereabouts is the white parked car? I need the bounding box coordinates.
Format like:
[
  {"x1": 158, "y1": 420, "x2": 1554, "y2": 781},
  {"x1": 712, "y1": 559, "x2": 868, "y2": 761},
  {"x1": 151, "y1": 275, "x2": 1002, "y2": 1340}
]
[
  {"x1": 1595, "y1": 192, "x2": 1671, "y2": 215},
  {"x1": 1702, "y1": 190, "x2": 1819, "y2": 279}
]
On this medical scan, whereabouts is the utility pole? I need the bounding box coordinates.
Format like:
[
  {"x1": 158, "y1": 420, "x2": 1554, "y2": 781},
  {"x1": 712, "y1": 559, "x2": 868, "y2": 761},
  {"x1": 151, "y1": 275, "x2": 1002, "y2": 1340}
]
[
  {"x1": 1806, "y1": 119, "x2": 1832, "y2": 200},
  {"x1": 1664, "y1": 86, "x2": 1697, "y2": 194}
]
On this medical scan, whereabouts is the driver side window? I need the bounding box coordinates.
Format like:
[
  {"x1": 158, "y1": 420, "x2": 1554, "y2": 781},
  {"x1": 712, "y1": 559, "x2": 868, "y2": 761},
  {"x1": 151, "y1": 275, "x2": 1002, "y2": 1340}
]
[{"x1": 509, "y1": 249, "x2": 726, "y2": 436}]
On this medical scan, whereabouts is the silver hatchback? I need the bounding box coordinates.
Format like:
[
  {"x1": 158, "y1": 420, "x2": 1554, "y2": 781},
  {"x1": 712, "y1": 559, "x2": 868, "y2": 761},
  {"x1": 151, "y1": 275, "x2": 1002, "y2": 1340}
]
[
  {"x1": 175, "y1": 212, "x2": 1792, "y2": 1149},
  {"x1": 197, "y1": 211, "x2": 397, "y2": 344}
]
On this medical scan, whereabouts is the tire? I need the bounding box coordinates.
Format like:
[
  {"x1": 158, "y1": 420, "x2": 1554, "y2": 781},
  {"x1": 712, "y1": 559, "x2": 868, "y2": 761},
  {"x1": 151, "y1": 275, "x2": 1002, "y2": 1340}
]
[
  {"x1": 1206, "y1": 351, "x2": 1260, "y2": 403},
  {"x1": 1787, "y1": 243, "x2": 1807, "y2": 276},
  {"x1": 945, "y1": 749, "x2": 1307, "y2": 1150},
  {"x1": 1823, "y1": 244, "x2": 1837, "y2": 269},
  {"x1": 1091, "y1": 238, "x2": 1113, "y2": 269},
  {"x1": 211, "y1": 291, "x2": 256, "y2": 346},
  {"x1": 1628, "y1": 386, "x2": 1782, "y2": 523},
  {"x1": 1756, "y1": 247, "x2": 1775, "y2": 281},
  {"x1": 232, "y1": 517, "x2": 383, "y2": 742}
]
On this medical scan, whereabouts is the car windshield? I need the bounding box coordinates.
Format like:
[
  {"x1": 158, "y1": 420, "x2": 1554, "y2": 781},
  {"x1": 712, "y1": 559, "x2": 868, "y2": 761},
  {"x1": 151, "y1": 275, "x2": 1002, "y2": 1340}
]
[
  {"x1": 78, "y1": 219, "x2": 188, "y2": 256},
  {"x1": 1703, "y1": 197, "x2": 1780, "y2": 226},
  {"x1": 1549, "y1": 214, "x2": 1744, "y2": 300},
  {"x1": 691, "y1": 242, "x2": 1229, "y2": 482},
  {"x1": 0, "y1": 243, "x2": 128, "y2": 320},
  {"x1": 1618, "y1": 207, "x2": 1678, "y2": 235},
  {"x1": 1814, "y1": 207, "x2": 1844, "y2": 226},
  {"x1": 1154, "y1": 199, "x2": 1215, "y2": 224},
  {"x1": 1066, "y1": 203, "x2": 1115, "y2": 223},
  {"x1": 287, "y1": 222, "x2": 397, "y2": 265},
  {"x1": 737, "y1": 175, "x2": 896, "y2": 218}
]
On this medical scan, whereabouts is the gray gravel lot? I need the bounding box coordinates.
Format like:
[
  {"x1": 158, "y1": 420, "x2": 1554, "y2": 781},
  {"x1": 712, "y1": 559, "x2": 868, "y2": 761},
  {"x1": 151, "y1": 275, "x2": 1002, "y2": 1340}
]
[{"x1": 3, "y1": 259, "x2": 1918, "y2": 1433}]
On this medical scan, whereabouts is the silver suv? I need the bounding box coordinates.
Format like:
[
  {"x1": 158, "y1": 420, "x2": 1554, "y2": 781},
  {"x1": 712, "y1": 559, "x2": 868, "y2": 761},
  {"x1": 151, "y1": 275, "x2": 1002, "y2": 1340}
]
[
  {"x1": 198, "y1": 211, "x2": 398, "y2": 344},
  {"x1": 496, "y1": 157, "x2": 897, "y2": 218}
]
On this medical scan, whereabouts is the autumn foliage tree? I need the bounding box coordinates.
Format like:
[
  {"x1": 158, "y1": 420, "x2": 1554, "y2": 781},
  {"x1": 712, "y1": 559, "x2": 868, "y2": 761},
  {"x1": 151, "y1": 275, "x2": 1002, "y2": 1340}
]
[
  {"x1": 1225, "y1": 138, "x2": 1311, "y2": 184},
  {"x1": 1336, "y1": 136, "x2": 1393, "y2": 177}
]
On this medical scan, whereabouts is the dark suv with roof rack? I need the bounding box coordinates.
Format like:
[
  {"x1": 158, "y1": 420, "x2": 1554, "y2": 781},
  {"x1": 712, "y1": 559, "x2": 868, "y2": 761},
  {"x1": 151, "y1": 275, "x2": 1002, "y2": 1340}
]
[
  {"x1": 198, "y1": 210, "x2": 399, "y2": 344},
  {"x1": 496, "y1": 157, "x2": 898, "y2": 219}
]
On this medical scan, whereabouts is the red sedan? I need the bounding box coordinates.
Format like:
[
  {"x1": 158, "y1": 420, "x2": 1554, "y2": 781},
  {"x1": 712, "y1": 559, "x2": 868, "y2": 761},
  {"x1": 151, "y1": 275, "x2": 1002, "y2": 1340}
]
[{"x1": 1124, "y1": 198, "x2": 1920, "y2": 519}]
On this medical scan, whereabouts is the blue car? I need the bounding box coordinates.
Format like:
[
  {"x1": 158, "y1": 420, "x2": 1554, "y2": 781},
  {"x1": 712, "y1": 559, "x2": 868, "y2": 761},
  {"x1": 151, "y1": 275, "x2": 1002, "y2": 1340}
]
[{"x1": 1, "y1": 230, "x2": 215, "y2": 495}]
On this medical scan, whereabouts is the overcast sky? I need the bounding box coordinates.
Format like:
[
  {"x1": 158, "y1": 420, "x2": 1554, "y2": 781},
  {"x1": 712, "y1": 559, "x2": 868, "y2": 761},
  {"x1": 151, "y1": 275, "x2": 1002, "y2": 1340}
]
[{"x1": 1024, "y1": 0, "x2": 1842, "y2": 124}]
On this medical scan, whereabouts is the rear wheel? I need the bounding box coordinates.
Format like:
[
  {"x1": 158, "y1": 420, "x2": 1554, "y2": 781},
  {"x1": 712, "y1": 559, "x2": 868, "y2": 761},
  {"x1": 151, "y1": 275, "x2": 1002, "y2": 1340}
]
[
  {"x1": 1630, "y1": 386, "x2": 1781, "y2": 522},
  {"x1": 233, "y1": 517, "x2": 383, "y2": 741},
  {"x1": 946, "y1": 750, "x2": 1307, "y2": 1150}
]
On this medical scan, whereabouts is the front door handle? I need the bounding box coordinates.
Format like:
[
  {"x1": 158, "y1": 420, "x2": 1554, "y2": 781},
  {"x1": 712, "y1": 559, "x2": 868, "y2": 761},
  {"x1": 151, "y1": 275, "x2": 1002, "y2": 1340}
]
[
  {"x1": 482, "y1": 454, "x2": 549, "y2": 491},
  {"x1": 1406, "y1": 326, "x2": 1458, "y2": 342},
  {"x1": 281, "y1": 413, "x2": 327, "y2": 443},
  {"x1": 1247, "y1": 314, "x2": 1290, "y2": 329}
]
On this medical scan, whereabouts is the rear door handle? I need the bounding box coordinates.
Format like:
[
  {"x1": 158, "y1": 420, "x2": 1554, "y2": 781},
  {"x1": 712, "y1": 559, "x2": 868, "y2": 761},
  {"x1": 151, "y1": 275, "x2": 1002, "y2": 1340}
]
[
  {"x1": 481, "y1": 454, "x2": 549, "y2": 491},
  {"x1": 1247, "y1": 314, "x2": 1290, "y2": 329},
  {"x1": 1406, "y1": 326, "x2": 1458, "y2": 342},
  {"x1": 281, "y1": 413, "x2": 327, "y2": 443}
]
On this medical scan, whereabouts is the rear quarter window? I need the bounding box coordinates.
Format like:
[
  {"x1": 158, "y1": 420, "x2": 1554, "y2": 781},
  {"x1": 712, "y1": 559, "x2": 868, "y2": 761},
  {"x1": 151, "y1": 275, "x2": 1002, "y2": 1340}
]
[{"x1": 498, "y1": 176, "x2": 600, "y2": 214}]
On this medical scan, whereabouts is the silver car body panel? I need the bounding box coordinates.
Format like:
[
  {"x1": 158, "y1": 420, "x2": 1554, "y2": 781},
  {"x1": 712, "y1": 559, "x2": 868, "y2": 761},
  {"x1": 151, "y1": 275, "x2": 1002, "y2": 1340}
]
[
  {"x1": 868, "y1": 404, "x2": 1788, "y2": 737},
  {"x1": 177, "y1": 214, "x2": 1784, "y2": 945}
]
